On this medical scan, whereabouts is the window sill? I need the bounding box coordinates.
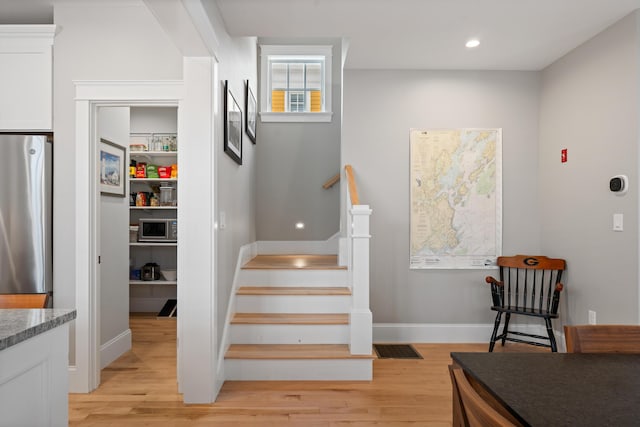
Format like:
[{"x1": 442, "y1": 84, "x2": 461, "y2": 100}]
[{"x1": 260, "y1": 111, "x2": 333, "y2": 123}]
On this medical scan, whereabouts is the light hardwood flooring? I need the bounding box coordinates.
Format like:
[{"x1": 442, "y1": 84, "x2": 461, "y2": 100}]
[
  {"x1": 69, "y1": 314, "x2": 545, "y2": 426},
  {"x1": 242, "y1": 254, "x2": 346, "y2": 270}
]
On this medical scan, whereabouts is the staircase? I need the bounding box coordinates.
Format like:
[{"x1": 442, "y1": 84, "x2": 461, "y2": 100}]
[
  {"x1": 221, "y1": 165, "x2": 372, "y2": 381},
  {"x1": 223, "y1": 254, "x2": 374, "y2": 381}
]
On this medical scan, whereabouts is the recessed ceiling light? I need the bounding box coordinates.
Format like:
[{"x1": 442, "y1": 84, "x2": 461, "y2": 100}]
[
  {"x1": 465, "y1": 39, "x2": 480, "y2": 48},
  {"x1": 295, "y1": 222, "x2": 305, "y2": 229}
]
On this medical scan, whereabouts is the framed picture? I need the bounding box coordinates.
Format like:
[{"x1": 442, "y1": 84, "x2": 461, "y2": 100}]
[
  {"x1": 224, "y1": 80, "x2": 243, "y2": 165},
  {"x1": 99, "y1": 138, "x2": 126, "y2": 197},
  {"x1": 245, "y1": 80, "x2": 257, "y2": 144}
]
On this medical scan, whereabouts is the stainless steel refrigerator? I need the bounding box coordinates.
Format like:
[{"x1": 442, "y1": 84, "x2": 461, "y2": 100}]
[{"x1": 0, "y1": 134, "x2": 52, "y2": 301}]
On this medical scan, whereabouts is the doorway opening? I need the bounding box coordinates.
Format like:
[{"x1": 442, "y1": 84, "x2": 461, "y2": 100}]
[
  {"x1": 72, "y1": 80, "x2": 184, "y2": 393},
  {"x1": 97, "y1": 105, "x2": 179, "y2": 372}
]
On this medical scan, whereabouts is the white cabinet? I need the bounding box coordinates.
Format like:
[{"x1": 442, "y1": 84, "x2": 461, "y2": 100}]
[
  {"x1": 128, "y1": 132, "x2": 178, "y2": 315},
  {"x1": 0, "y1": 25, "x2": 55, "y2": 131},
  {"x1": 0, "y1": 320, "x2": 71, "y2": 427}
]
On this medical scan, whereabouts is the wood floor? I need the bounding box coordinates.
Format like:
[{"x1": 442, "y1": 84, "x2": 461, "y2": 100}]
[
  {"x1": 242, "y1": 254, "x2": 346, "y2": 270},
  {"x1": 69, "y1": 314, "x2": 545, "y2": 426}
]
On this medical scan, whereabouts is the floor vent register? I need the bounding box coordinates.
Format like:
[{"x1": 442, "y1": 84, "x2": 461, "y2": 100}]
[{"x1": 373, "y1": 344, "x2": 423, "y2": 359}]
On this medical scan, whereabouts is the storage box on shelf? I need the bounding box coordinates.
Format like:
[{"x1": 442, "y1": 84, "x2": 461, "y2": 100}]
[{"x1": 128, "y1": 132, "x2": 178, "y2": 317}]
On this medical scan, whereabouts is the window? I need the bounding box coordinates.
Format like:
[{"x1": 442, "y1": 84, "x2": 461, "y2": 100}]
[
  {"x1": 289, "y1": 92, "x2": 305, "y2": 112},
  {"x1": 260, "y1": 45, "x2": 333, "y2": 122}
]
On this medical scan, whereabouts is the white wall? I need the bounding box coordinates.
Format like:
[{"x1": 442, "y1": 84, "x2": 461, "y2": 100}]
[
  {"x1": 97, "y1": 106, "x2": 131, "y2": 367},
  {"x1": 539, "y1": 11, "x2": 640, "y2": 325},
  {"x1": 53, "y1": 0, "x2": 183, "y2": 363},
  {"x1": 343, "y1": 70, "x2": 541, "y2": 325},
  {"x1": 255, "y1": 38, "x2": 342, "y2": 241}
]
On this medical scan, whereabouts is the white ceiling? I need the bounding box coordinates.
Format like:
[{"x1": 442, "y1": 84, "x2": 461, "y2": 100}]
[
  {"x1": 214, "y1": 0, "x2": 640, "y2": 70},
  {"x1": 2, "y1": 0, "x2": 640, "y2": 70}
]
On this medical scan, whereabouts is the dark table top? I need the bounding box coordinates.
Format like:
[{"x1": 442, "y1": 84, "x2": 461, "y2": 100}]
[{"x1": 451, "y1": 352, "x2": 640, "y2": 427}]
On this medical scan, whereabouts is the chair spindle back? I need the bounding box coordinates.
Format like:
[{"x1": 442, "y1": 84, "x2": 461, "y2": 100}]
[{"x1": 492, "y1": 255, "x2": 565, "y2": 315}]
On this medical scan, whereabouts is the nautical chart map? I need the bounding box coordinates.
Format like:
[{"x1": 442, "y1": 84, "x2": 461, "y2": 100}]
[{"x1": 410, "y1": 129, "x2": 502, "y2": 269}]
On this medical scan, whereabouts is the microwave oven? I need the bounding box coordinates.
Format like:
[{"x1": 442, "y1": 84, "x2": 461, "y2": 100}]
[{"x1": 138, "y1": 218, "x2": 177, "y2": 242}]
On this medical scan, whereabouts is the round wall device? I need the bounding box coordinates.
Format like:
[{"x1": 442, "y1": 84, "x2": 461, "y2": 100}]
[{"x1": 609, "y1": 175, "x2": 628, "y2": 195}]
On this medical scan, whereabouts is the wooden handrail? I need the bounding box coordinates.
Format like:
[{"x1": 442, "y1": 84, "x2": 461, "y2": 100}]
[
  {"x1": 344, "y1": 164, "x2": 360, "y2": 205},
  {"x1": 322, "y1": 172, "x2": 340, "y2": 189}
]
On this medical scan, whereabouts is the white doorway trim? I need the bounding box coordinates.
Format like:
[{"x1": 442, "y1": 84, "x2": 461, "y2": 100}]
[{"x1": 72, "y1": 80, "x2": 184, "y2": 393}]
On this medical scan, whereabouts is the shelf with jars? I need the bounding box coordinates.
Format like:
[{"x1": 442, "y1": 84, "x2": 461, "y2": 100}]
[{"x1": 129, "y1": 133, "x2": 177, "y2": 209}]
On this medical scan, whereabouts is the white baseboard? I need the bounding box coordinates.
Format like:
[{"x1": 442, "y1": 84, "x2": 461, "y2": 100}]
[
  {"x1": 374, "y1": 323, "x2": 493, "y2": 343},
  {"x1": 373, "y1": 323, "x2": 566, "y2": 351},
  {"x1": 67, "y1": 365, "x2": 87, "y2": 393},
  {"x1": 100, "y1": 329, "x2": 132, "y2": 369}
]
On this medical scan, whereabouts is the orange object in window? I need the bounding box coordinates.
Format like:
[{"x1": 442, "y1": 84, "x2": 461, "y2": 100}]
[
  {"x1": 310, "y1": 90, "x2": 321, "y2": 112},
  {"x1": 272, "y1": 90, "x2": 285, "y2": 112}
]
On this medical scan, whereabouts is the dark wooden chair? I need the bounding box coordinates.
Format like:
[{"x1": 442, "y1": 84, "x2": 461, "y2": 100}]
[
  {"x1": 449, "y1": 366, "x2": 517, "y2": 427},
  {"x1": 485, "y1": 255, "x2": 566, "y2": 352},
  {"x1": 564, "y1": 325, "x2": 640, "y2": 353},
  {"x1": 0, "y1": 293, "x2": 48, "y2": 308}
]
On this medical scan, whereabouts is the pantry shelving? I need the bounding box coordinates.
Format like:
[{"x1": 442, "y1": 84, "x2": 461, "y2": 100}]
[{"x1": 128, "y1": 108, "x2": 178, "y2": 316}]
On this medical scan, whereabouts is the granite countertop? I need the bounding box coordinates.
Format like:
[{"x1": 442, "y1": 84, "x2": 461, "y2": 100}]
[
  {"x1": 0, "y1": 308, "x2": 76, "y2": 351},
  {"x1": 452, "y1": 352, "x2": 640, "y2": 426}
]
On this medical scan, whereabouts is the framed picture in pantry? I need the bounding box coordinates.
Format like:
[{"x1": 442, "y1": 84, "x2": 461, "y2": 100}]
[
  {"x1": 245, "y1": 80, "x2": 257, "y2": 144},
  {"x1": 224, "y1": 80, "x2": 243, "y2": 165},
  {"x1": 99, "y1": 138, "x2": 126, "y2": 197}
]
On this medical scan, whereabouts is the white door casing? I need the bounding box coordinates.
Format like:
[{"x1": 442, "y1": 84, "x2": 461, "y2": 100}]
[{"x1": 72, "y1": 65, "x2": 217, "y2": 403}]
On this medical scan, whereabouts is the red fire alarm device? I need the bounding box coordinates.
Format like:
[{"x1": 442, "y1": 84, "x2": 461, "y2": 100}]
[{"x1": 561, "y1": 148, "x2": 567, "y2": 163}]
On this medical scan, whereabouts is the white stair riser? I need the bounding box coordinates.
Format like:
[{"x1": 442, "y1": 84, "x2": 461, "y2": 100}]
[
  {"x1": 236, "y1": 295, "x2": 351, "y2": 313},
  {"x1": 225, "y1": 359, "x2": 372, "y2": 381},
  {"x1": 231, "y1": 324, "x2": 349, "y2": 344},
  {"x1": 256, "y1": 239, "x2": 338, "y2": 255},
  {"x1": 239, "y1": 269, "x2": 349, "y2": 286}
]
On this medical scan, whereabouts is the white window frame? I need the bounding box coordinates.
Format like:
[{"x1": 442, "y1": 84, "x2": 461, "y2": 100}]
[{"x1": 260, "y1": 44, "x2": 333, "y2": 123}]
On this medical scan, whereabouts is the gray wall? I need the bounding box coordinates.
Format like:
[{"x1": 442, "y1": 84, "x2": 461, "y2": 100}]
[
  {"x1": 200, "y1": 0, "x2": 258, "y2": 348},
  {"x1": 97, "y1": 107, "x2": 130, "y2": 354},
  {"x1": 342, "y1": 70, "x2": 541, "y2": 323},
  {"x1": 539, "y1": 11, "x2": 640, "y2": 325},
  {"x1": 255, "y1": 38, "x2": 342, "y2": 241},
  {"x1": 216, "y1": 35, "x2": 258, "y2": 351}
]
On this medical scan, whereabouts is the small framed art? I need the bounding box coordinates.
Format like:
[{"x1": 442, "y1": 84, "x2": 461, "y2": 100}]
[
  {"x1": 245, "y1": 80, "x2": 257, "y2": 144},
  {"x1": 224, "y1": 80, "x2": 243, "y2": 165},
  {"x1": 99, "y1": 138, "x2": 126, "y2": 197}
]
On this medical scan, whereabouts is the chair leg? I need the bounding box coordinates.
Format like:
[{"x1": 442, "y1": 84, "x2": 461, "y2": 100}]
[
  {"x1": 501, "y1": 313, "x2": 511, "y2": 347},
  {"x1": 489, "y1": 312, "x2": 503, "y2": 352},
  {"x1": 545, "y1": 317, "x2": 558, "y2": 352}
]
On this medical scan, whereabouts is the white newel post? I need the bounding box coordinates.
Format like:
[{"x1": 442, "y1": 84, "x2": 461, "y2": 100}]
[{"x1": 349, "y1": 204, "x2": 373, "y2": 355}]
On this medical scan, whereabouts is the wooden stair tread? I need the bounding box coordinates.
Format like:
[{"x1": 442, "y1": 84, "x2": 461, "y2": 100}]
[
  {"x1": 242, "y1": 254, "x2": 346, "y2": 270},
  {"x1": 237, "y1": 286, "x2": 351, "y2": 296},
  {"x1": 231, "y1": 313, "x2": 349, "y2": 325},
  {"x1": 225, "y1": 344, "x2": 374, "y2": 359}
]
